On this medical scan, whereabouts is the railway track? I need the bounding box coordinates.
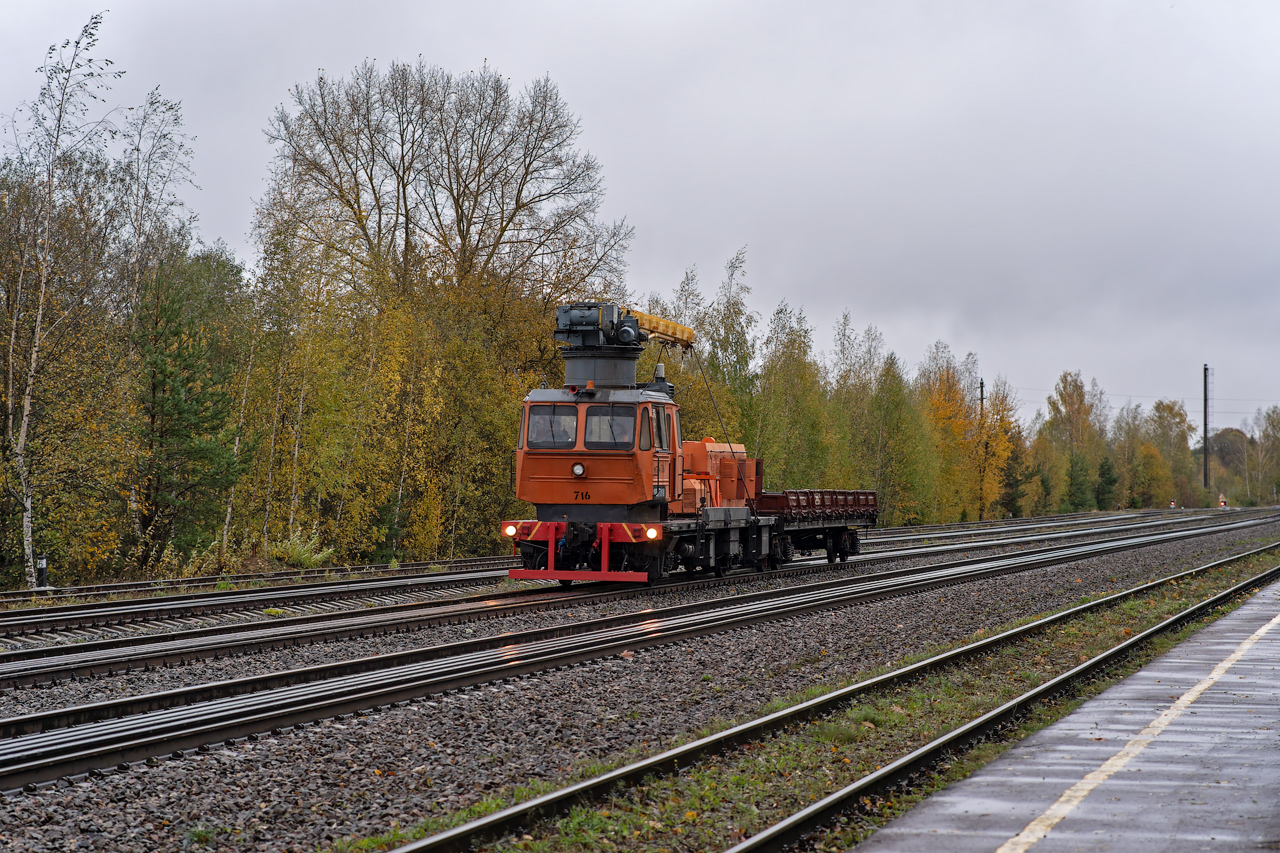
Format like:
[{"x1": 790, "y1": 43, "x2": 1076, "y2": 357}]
[
  {"x1": 0, "y1": 554, "x2": 516, "y2": 607},
  {"x1": 0, "y1": 560, "x2": 521, "y2": 639},
  {"x1": 1, "y1": 511, "x2": 1273, "y2": 793},
  {"x1": 0, "y1": 510, "x2": 1233, "y2": 653},
  {"x1": 0, "y1": 511, "x2": 1254, "y2": 687},
  {"x1": 859, "y1": 508, "x2": 1168, "y2": 541},
  {"x1": 862, "y1": 509, "x2": 1154, "y2": 545},
  {"x1": 0, "y1": 509, "x2": 1180, "y2": 617},
  {"x1": 381, "y1": 539, "x2": 1280, "y2": 853}
]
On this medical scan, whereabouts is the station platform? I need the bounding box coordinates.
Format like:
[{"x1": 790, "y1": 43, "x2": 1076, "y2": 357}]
[{"x1": 856, "y1": 578, "x2": 1280, "y2": 852}]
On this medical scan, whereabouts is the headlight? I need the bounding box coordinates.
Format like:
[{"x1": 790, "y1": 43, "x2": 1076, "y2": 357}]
[
  {"x1": 645, "y1": 526, "x2": 659, "y2": 540},
  {"x1": 503, "y1": 524, "x2": 518, "y2": 537},
  {"x1": 572, "y1": 462, "x2": 586, "y2": 477}
]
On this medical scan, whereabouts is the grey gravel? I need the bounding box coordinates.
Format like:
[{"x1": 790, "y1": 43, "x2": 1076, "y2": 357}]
[{"x1": 0, "y1": 521, "x2": 1276, "y2": 852}]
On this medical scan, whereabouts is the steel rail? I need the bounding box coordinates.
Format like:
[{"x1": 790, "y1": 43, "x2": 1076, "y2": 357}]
[
  {"x1": 0, "y1": 509, "x2": 1235, "y2": 654},
  {"x1": 847, "y1": 509, "x2": 1249, "y2": 562},
  {"x1": 0, "y1": 558, "x2": 519, "y2": 621},
  {"x1": 860, "y1": 508, "x2": 1164, "y2": 540},
  {"x1": 385, "y1": 539, "x2": 1280, "y2": 853},
  {"x1": 0, "y1": 513, "x2": 1093, "y2": 606},
  {"x1": 0, "y1": 555, "x2": 516, "y2": 606},
  {"x1": 0, "y1": 564, "x2": 519, "y2": 636},
  {"x1": 0, "y1": 512, "x2": 1264, "y2": 689},
  {"x1": 863, "y1": 510, "x2": 1158, "y2": 545},
  {"x1": 4, "y1": 523, "x2": 1215, "y2": 730},
  {"x1": 0, "y1": 509, "x2": 1195, "y2": 615},
  {"x1": 0, "y1": 515, "x2": 1273, "y2": 791},
  {"x1": 0, "y1": 509, "x2": 1241, "y2": 641},
  {"x1": 0, "y1": 517, "x2": 1210, "y2": 696}
]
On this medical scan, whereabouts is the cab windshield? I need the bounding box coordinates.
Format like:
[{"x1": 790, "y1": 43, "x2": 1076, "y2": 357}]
[
  {"x1": 584, "y1": 404, "x2": 636, "y2": 450},
  {"x1": 526, "y1": 404, "x2": 577, "y2": 449}
]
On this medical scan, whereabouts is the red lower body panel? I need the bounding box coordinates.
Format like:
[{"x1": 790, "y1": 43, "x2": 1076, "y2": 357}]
[
  {"x1": 508, "y1": 568, "x2": 651, "y2": 582},
  {"x1": 502, "y1": 520, "x2": 660, "y2": 583}
]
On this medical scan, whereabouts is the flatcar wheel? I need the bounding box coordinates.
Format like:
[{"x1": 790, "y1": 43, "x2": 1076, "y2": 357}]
[{"x1": 559, "y1": 578, "x2": 573, "y2": 588}]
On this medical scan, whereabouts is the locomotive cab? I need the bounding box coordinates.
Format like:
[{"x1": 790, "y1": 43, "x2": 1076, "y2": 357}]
[{"x1": 517, "y1": 390, "x2": 683, "y2": 522}]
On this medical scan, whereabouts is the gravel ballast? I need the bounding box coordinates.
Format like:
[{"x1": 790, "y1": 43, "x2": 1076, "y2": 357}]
[{"x1": 1, "y1": 522, "x2": 1277, "y2": 852}]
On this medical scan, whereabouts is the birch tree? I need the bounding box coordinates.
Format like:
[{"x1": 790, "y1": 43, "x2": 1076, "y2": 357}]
[{"x1": 1, "y1": 15, "x2": 120, "y2": 587}]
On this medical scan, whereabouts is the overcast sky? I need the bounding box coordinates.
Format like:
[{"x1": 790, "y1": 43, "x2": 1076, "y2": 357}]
[{"x1": 4, "y1": 1, "x2": 1277, "y2": 431}]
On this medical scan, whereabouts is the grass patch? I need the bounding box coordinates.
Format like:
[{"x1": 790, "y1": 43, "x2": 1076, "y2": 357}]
[{"x1": 182, "y1": 823, "x2": 221, "y2": 847}]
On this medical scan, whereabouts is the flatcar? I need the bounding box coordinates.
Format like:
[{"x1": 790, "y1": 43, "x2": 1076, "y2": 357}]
[{"x1": 501, "y1": 302, "x2": 877, "y2": 584}]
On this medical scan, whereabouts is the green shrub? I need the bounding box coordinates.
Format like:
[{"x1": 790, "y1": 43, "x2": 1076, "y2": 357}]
[{"x1": 269, "y1": 533, "x2": 335, "y2": 570}]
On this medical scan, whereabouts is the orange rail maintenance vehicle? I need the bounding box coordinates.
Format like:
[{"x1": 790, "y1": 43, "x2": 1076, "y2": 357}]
[{"x1": 502, "y1": 302, "x2": 877, "y2": 585}]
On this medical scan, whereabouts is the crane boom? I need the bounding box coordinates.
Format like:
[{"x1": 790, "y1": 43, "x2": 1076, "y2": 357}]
[{"x1": 627, "y1": 308, "x2": 696, "y2": 349}]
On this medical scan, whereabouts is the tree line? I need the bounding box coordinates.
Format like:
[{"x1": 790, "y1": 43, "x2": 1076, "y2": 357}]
[
  {"x1": 1, "y1": 18, "x2": 1275, "y2": 589},
  {"x1": 641, "y1": 255, "x2": 1279, "y2": 527}
]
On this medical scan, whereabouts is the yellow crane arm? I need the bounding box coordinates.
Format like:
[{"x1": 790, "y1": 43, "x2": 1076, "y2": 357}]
[{"x1": 627, "y1": 309, "x2": 697, "y2": 349}]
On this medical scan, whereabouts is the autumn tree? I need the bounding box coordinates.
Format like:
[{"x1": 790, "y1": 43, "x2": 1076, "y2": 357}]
[
  {"x1": 864, "y1": 354, "x2": 936, "y2": 525},
  {"x1": 267, "y1": 60, "x2": 630, "y2": 304},
  {"x1": 1246, "y1": 407, "x2": 1280, "y2": 504},
  {"x1": 1146, "y1": 399, "x2": 1198, "y2": 505},
  {"x1": 917, "y1": 343, "x2": 991, "y2": 521},
  {"x1": 123, "y1": 260, "x2": 244, "y2": 574},
  {"x1": 0, "y1": 15, "x2": 123, "y2": 586},
  {"x1": 1031, "y1": 371, "x2": 1109, "y2": 512},
  {"x1": 642, "y1": 257, "x2": 754, "y2": 447},
  {"x1": 825, "y1": 316, "x2": 884, "y2": 491},
  {"x1": 119, "y1": 86, "x2": 194, "y2": 325},
  {"x1": 749, "y1": 302, "x2": 828, "y2": 489}
]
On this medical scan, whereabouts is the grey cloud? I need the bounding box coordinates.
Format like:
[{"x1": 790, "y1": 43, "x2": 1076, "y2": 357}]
[{"x1": 3, "y1": 0, "x2": 1276, "y2": 428}]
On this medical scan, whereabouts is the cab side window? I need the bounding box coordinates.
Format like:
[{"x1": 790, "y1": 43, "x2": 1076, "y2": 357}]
[
  {"x1": 654, "y1": 404, "x2": 670, "y2": 451},
  {"x1": 639, "y1": 407, "x2": 652, "y2": 451}
]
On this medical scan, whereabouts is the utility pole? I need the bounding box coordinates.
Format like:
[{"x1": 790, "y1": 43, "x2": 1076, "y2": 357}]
[
  {"x1": 978, "y1": 379, "x2": 986, "y2": 521},
  {"x1": 1203, "y1": 364, "x2": 1210, "y2": 491}
]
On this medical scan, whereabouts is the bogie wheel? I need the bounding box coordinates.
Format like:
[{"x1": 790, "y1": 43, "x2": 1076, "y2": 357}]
[
  {"x1": 643, "y1": 555, "x2": 663, "y2": 586},
  {"x1": 559, "y1": 578, "x2": 573, "y2": 588}
]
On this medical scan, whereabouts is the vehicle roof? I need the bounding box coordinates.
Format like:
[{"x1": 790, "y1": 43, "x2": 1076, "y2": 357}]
[{"x1": 524, "y1": 387, "x2": 675, "y2": 404}]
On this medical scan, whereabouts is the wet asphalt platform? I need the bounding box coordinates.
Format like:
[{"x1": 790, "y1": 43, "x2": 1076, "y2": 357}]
[{"x1": 856, "y1": 578, "x2": 1280, "y2": 852}]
